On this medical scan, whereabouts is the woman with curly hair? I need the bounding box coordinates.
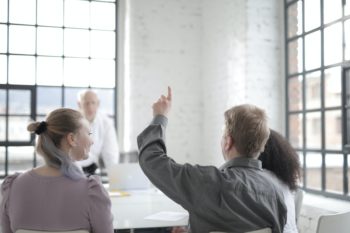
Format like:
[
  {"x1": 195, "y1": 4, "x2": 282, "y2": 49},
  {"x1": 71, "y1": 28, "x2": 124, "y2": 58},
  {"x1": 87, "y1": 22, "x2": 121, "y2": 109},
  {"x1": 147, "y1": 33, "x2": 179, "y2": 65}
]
[{"x1": 259, "y1": 129, "x2": 301, "y2": 233}]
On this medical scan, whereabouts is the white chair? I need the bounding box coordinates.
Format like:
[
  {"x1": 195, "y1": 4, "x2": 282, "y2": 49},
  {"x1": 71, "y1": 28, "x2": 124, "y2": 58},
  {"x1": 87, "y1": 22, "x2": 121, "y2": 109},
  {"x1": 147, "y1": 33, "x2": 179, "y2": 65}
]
[
  {"x1": 316, "y1": 211, "x2": 350, "y2": 233},
  {"x1": 294, "y1": 188, "x2": 304, "y2": 223},
  {"x1": 16, "y1": 230, "x2": 89, "y2": 233},
  {"x1": 211, "y1": 228, "x2": 272, "y2": 233}
]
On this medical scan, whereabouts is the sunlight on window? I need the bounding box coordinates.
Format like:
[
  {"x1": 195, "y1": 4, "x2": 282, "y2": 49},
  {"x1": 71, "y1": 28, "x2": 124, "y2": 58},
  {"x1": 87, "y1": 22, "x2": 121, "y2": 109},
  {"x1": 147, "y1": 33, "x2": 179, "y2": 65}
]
[
  {"x1": 287, "y1": 0, "x2": 302, "y2": 38},
  {"x1": 346, "y1": 20, "x2": 350, "y2": 61},
  {"x1": 304, "y1": 0, "x2": 320, "y2": 32},
  {"x1": 305, "y1": 71, "x2": 321, "y2": 109},
  {"x1": 64, "y1": 58, "x2": 90, "y2": 87},
  {"x1": 324, "y1": 23, "x2": 342, "y2": 65},
  {"x1": 9, "y1": 56, "x2": 35, "y2": 85},
  {"x1": 325, "y1": 111, "x2": 342, "y2": 150},
  {"x1": 37, "y1": 57, "x2": 63, "y2": 86},
  {"x1": 37, "y1": 27, "x2": 63, "y2": 56},
  {"x1": 64, "y1": 0, "x2": 89, "y2": 28},
  {"x1": 306, "y1": 112, "x2": 321, "y2": 149},
  {"x1": 324, "y1": 67, "x2": 341, "y2": 108},
  {"x1": 8, "y1": 146, "x2": 34, "y2": 174},
  {"x1": 91, "y1": 1, "x2": 115, "y2": 30},
  {"x1": 37, "y1": 0, "x2": 63, "y2": 27},
  {"x1": 0, "y1": 0, "x2": 7, "y2": 23},
  {"x1": 324, "y1": 0, "x2": 342, "y2": 24},
  {"x1": 8, "y1": 117, "x2": 31, "y2": 141},
  {"x1": 305, "y1": 31, "x2": 321, "y2": 70},
  {"x1": 9, "y1": 25, "x2": 35, "y2": 54},
  {"x1": 64, "y1": 29, "x2": 90, "y2": 57},
  {"x1": 0, "y1": 118, "x2": 4, "y2": 141},
  {"x1": 9, "y1": 0, "x2": 35, "y2": 24},
  {"x1": 0, "y1": 24, "x2": 7, "y2": 53},
  {"x1": 90, "y1": 59, "x2": 115, "y2": 87},
  {"x1": 306, "y1": 152, "x2": 322, "y2": 190},
  {"x1": 91, "y1": 30, "x2": 116, "y2": 58},
  {"x1": 9, "y1": 90, "x2": 31, "y2": 115},
  {"x1": 325, "y1": 154, "x2": 343, "y2": 193},
  {"x1": 0, "y1": 55, "x2": 6, "y2": 84}
]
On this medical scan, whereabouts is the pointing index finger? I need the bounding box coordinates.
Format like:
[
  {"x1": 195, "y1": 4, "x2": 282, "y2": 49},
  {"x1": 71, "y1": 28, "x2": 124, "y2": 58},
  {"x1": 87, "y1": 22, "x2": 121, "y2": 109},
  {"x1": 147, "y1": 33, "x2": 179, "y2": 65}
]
[{"x1": 167, "y1": 86, "x2": 172, "y2": 101}]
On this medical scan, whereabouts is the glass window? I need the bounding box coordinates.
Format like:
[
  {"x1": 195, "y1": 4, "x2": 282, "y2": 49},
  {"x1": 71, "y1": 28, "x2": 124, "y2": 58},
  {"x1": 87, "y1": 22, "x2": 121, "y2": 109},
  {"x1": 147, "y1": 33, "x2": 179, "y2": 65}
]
[
  {"x1": 90, "y1": 30, "x2": 115, "y2": 58},
  {"x1": 9, "y1": 25, "x2": 35, "y2": 55},
  {"x1": 345, "y1": 20, "x2": 350, "y2": 61},
  {"x1": 306, "y1": 152, "x2": 322, "y2": 190},
  {"x1": 287, "y1": 1, "x2": 302, "y2": 38},
  {"x1": 288, "y1": 38, "x2": 303, "y2": 74},
  {"x1": 0, "y1": 147, "x2": 5, "y2": 176},
  {"x1": 9, "y1": 0, "x2": 36, "y2": 24},
  {"x1": 37, "y1": 27, "x2": 63, "y2": 56},
  {"x1": 0, "y1": 0, "x2": 8, "y2": 23},
  {"x1": 299, "y1": 152, "x2": 305, "y2": 186},
  {"x1": 0, "y1": 89, "x2": 5, "y2": 114},
  {"x1": 8, "y1": 117, "x2": 31, "y2": 141},
  {"x1": 8, "y1": 146, "x2": 34, "y2": 174},
  {"x1": 288, "y1": 75, "x2": 303, "y2": 111},
  {"x1": 8, "y1": 90, "x2": 31, "y2": 114},
  {"x1": 90, "y1": 59, "x2": 115, "y2": 88},
  {"x1": 64, "y1": 29, "x2": 90, "y2": 57},
  {"x1": 37, "y1": 57, "x2": 63, "y2": 86},
  {"x1": 37, "y1": 87, "x2": 62, "y2": 115},
  {"x1": 90, "y1": 2, "x2": 115, "y2": 30},
  {"x1": 37, "y1": 0, "x2": 63, "y2": 27},
  {"x1": 324, "y1": 23, "x2": 342, "y2": 66},
  {"x1": 345, "y1": 0, "x2": 350, "y2": 16},
  {"x1": 324, "y1": 67, "x2": 341, "y2": 108},
  {"x1": 64, "y1": 87, "x2": 86, "y2": 109},
  {"x1": 304, "y1": 0, "x2": 320, "y2": 32},
  {"x1": 0, "y1": 55, "x2": 7, "y2": 84},
  {"x1": 325, "y1": 110, "x2": 342, "y2": 150},
  {"x1": 289, "y1": 114, "x2": 303, "y2": 148},
  {"x1": 305, "y1": 31, "x2": 321, "y2": 71},
  {"x1": 64, "y1": 58, "x2": 90, "y2": 87},
  {"x1": 325, "y1": 154, "x2": 343, "y2": 193},
  {"x1": 305, "y1": 71, "x2": 321, "y2": 109},
  {"x1": 323, "y1": 0, "x2": 342, "y2": 24},
  {"x1": 306, "y1": 112, "x2": 321, "y2": 149},
  {"x1": 0, "y1": 24, "x2": 7, "y2": 53},
  {"x1": 0, "y1": 117, "x2": 5, "y2": 141},
  {"x1": 96, "y1": 89, "x2": 115, "y2": 116},
  {"x1": 8, "y1": 56, "x2": 35, "y2": 85},
  {"x1": 64, "y1": 0, "x2": 90, "y2": 28}
]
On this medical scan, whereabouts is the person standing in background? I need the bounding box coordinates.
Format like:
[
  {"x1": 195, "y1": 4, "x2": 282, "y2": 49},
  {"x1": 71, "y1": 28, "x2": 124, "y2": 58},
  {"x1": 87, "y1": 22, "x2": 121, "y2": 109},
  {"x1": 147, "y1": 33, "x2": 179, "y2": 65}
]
[{"x1": 76, "y1": 89, "x2": 120, "y2": 175}]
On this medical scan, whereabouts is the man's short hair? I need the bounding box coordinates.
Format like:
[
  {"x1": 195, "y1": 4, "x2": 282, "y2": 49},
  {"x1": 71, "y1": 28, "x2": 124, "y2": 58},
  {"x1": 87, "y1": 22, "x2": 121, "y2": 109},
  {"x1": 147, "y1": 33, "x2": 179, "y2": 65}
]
[
  {"x1": 224, "y1": 104, "x2": 270, "y2": 158},
  {"x1": 77, "y1": 89, "x2": 99, "y2": 102}
]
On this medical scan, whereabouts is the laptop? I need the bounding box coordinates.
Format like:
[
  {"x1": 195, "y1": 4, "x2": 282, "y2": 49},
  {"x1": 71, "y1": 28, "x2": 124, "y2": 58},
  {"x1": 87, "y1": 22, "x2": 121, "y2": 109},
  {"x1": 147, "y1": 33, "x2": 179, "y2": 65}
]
[{"x1": 107, "y1": 163, "x2": 151, "y2": 191}]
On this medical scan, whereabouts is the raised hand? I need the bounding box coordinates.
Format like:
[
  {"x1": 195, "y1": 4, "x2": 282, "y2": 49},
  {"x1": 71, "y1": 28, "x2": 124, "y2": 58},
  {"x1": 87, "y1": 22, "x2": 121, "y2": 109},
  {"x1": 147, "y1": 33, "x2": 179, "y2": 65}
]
[{"x1": 152, "y1": 86, "x2": 172, "y2": 117}]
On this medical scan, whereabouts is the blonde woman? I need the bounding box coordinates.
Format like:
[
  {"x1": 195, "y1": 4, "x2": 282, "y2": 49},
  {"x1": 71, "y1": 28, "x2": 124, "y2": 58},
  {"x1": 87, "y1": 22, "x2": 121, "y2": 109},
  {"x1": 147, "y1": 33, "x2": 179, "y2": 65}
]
[{"x1": 0, "y1": 108, "x2": 113, "y2": 233}]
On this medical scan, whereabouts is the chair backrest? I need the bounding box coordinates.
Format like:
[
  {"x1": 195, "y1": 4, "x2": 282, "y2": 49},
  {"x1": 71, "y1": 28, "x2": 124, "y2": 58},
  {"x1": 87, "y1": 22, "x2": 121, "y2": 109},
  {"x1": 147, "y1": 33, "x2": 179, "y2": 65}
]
[
  {"x1": 316, "y1": 211, "x2": 350, "y2": 233},
  {"x1": 211, "y1": 228, "x2": 272, "y2": 233},
  {"x1": 16, "y1": 230, "x2": 89, "y2": 233},
  {"x1": 294, "y1": 188, "x2": 304, "y2": 223}
]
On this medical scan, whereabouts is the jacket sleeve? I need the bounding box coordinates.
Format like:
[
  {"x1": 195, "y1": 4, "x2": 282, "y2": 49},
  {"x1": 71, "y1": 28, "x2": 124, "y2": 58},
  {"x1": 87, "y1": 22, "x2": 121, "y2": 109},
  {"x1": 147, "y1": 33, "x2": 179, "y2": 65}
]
[{"x1": 137, "y1": 115, "x2": 219, "y2": 211}]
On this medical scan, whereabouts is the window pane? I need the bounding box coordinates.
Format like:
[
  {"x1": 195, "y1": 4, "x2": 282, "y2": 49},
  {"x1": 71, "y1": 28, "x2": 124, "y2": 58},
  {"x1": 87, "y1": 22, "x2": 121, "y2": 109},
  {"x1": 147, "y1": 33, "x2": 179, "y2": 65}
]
[
  {"x1": 37, "y1": 57, "x2": 63, "y2": 86},
  {"x1": 305, "y1": 31, "x2": 321, "y2": 71},
  {"x1": 9, "y1": 56, "x2": 35, "y2": 85},
  {"x1": 0, "y1": 24, "x2": 7, "y2": 53},
  {"x1": 64, "y1": 0, "x2": 90, "y2": 28},
  {"x1": 0, "y1": 117, "x2": 5, "y2": 141},
  {"x1": 9, "y1": 90, "x2": 30, "y2": 114},
  {"x1": 306, "y1": 112, "x2": 321, "y2": 149},
  {"x1": 0, "y1": 89, "x2": 5, "y2": 114},
  {"x1": 288, "y1": 38, "x2": 303, "y2": 74},
  {"x1": 304, "y1": 0, "x2": 320, "y2": 32},
  {"x1": 37, "y1": 87, "x2": 62, "y2": 115},
  {"x1": 8, "y1": 146, "x2": 34, "y2": 174},
  {"x1": 64, "y1": 58, "x2": 90, "y2": 87},
  {"x1": 90, "y1": 30, "x2": 115, "y2": 58},
  {"x1": 324, "y1": 23, "x2": 342, "y2": 66},
  {"x1": 324, "y1": 67, "x2": 341, "y2": 108},
  {"x1": 306, "y1": 152, "x2": 322, "y2": 190},
  {"x1": 37, "y1": 27, "x2": 63, "y2": 56},
  {"x1": 347, "y1": 109, "x2": 350, "y2": 146},
  {"x1": 90, "y1": 59, "x2": 115, "y2": 88},
  {"x1": 64, "y1": 29, "x2": 89, "y2": 57},
  {"x1": 90, "y1": 2, "x2": 115, "y2": 30},
  {"x1": 305, "y1": 71, "x2": 321, "y2": 109},
  {"x1": 325, "y1": 110, "x2": 342, "y2": 150},
  {"x1": 287, "y1": 1, "x2": 302, "y2": 38},
  {"x1": 0, "y1": 55, "x2": 7, "y2": 84},
  {"x1": 345, "y1": 0, "x2": 350, "y2": 16},
  {"x1": 299, "y1": 152, "x2": 304, "y2": 186},
  {"x1": 37, "y1": 0, "x2": 63, "y2": 26},
  {"x1": 8, "y1": 117, "x2": 31, "y2": 141},
  {"x1": 325, "y1": 154, "x2": 343, "y2": 193},
  {"x1": 289, "y1": 114, "x2": 303, "y2": 148},
  {"x1": 64, "y1": 87, "x2": 86, "y2": 109},
  {"x1": 0, "y1": 0, "x2": 8, "y2": 23},
  {"x1": 323, "y1": 0, "x2": 342, "y2": 24},
  {"x1": 345, "y1": 20, "x2": 350, "y2": 61},
  {"x1": 9, "y1": 0, "x2": 36, "y2": 24},
  {"x1": 95, "y1": 89, "x2": 114, "y2": 116},
  {"x1": 288, "y1": 75, "x2": 303, "y2": 111},
  {"x1": 9, "y1": 25, "x2": 35, "y2": 54}
]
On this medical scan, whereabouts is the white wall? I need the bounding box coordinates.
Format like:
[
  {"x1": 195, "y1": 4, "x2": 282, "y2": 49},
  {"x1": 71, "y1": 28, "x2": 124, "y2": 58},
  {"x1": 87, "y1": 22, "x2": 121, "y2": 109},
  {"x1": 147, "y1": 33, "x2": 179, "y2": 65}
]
[{"x1": 119, "y1": 0, "x2": 284, "y2": 165}]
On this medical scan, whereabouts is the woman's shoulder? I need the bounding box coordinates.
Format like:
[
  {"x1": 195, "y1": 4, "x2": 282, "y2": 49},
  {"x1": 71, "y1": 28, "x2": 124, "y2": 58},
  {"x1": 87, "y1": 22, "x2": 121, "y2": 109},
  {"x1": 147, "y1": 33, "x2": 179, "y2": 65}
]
[{"x1": 1, "y1": 172, "x2": 21, "y2": 194}]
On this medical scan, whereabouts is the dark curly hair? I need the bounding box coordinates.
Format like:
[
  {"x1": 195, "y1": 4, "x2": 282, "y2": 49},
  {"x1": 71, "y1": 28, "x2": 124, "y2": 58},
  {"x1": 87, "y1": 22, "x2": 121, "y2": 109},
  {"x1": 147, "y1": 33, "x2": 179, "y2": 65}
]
[{"x1": 258, "y1": 129, "x2": 301, "y2": 191}]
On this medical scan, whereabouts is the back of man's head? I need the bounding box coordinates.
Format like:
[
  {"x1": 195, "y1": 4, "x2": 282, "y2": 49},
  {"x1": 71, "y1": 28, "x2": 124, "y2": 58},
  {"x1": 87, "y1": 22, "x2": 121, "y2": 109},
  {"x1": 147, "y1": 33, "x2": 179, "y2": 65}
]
[{"x1": 224, "y1": 104, "x2": 270, "y2": 158}]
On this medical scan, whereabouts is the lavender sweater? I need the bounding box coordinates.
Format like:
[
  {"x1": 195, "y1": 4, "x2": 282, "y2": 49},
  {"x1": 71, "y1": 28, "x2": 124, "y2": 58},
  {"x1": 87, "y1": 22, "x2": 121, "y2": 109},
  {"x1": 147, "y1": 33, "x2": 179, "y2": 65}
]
[{"x1": 0, "y1": 170, "x2": 113, "y2": 233}]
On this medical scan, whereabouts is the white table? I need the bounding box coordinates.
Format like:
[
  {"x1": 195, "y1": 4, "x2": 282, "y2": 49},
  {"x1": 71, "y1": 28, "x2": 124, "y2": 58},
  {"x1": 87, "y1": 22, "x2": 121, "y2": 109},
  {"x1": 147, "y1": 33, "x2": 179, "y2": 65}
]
[{"x1": 110, "y1": 189, "x2": 189, "y2": 230}]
